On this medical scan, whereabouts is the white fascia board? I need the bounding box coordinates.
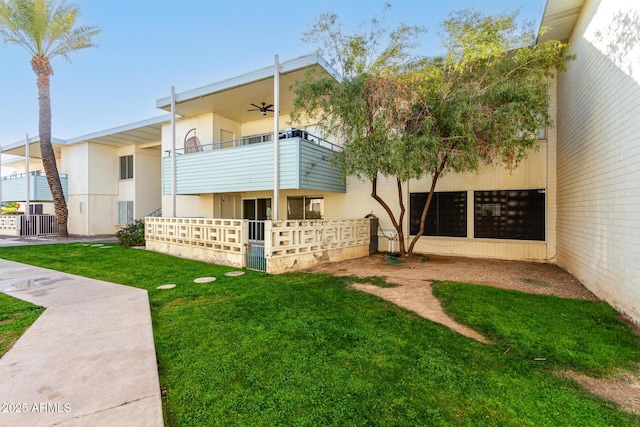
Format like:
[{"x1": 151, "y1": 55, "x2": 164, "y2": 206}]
[
  {"x1": 63, "y1": 114, "x2": 173, "y2": 146},
  {"x1": 1, "y1": 136, "x2": 66, "y2": 152},
  {"x1": 156, "y1": 53, "x2": 341, "y2": 109}
]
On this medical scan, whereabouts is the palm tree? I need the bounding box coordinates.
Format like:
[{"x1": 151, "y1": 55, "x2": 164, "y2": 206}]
[{"x1": 0, "y1": 0, "x2": 101, "y2": 236}]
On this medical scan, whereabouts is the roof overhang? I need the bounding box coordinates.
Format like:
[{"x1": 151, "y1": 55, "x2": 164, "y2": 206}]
[
  {"x1": 1, "y1": 136, "x2": 66, "y2": 159},
  {"x1": 1, "y1": 115, "x2": 171, "y2": 159},
  {"x1": 156, "y1": 53, "x2": 340, "y2": 121},
  {"x1": 536, "y1": 0, "x2": 586, "y2": 44},
  {"x1": 64, "y1": 115, "x2": 171, "y2": 148}
]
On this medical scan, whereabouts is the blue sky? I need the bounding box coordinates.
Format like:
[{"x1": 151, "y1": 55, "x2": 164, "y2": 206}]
[{"x1": 0, "y1": 0, "x2": 546, "y2": 146}]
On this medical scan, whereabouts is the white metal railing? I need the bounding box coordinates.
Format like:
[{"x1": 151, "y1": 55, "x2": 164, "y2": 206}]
[
  {"x1": 165, "y1": 130, "x2": 342, "y2": 156},
  {"x1": 20, "y1": 214, "x2": 59, "y2": 236},
  {"x1": 0, "y1": 214, "x2": 58, "y2": 236},
  {"x1": 266, "y1": 219, "x2": 370, "y2": 258},
  {"x1": 1, "y1": 170, "x2": 69, "y2": 180}
]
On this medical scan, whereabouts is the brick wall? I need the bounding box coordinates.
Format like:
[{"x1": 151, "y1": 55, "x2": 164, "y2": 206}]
[{"x1": 556, "y1": 0, "x2": 640, "y2": 322}]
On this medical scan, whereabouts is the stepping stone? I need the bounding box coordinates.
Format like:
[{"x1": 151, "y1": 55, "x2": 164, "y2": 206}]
[
  {"x1": 225, "y1": 271, "x2": 245, "y2": 277},
  {"x1": 157, "y1": 284, "x2": 176, "y2": 290},
  {"x1": 91, "y1": 244, "x2": 104, "y2": 247},
  {"x1": 194, "y1": 277, "x2": 216, "y2": 283},
  {"x1": 99, "y1": 246, "x2": 114, "y2": 249}
]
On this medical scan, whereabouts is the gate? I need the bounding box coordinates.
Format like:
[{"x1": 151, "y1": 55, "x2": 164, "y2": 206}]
[
  {"x1": 245, "y1": 220, "x2": 266, "y2": 271},
  {"x1": 20, "y1": 214, "x2": 59, "y2": 236}
]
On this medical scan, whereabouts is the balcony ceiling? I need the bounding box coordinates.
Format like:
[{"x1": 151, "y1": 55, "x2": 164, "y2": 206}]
[
  {"x1": 537, "y1": 0, "x2": 586, "y2": 43},
  {"x1": 63, "y1": 115, "x2": 168, "y2": 148},
  {"x1": 156, "y1": 54, "x2": 340, "y2": 122},
  {"x1": 1, "y1": 138, "x2": 65, "y2": 159},
  {"x1": 1, "y1": 116, "x2": 168, "y2": 159}
]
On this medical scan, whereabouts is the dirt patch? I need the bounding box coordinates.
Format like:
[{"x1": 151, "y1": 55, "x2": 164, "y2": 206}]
[
  {"x1": 561, "y1": 369, "x2": 640, "y2": 415},
  {"x1": 351, "y1": 282, "x2": 489, "y2": 343},
  {"x1": 312, "y1": 253, "x2": 598, "y2": 300},
  {"x1": 311, "y1": 253, "x2": 640, "y2": 414},
  {"x1": 311, "y1": 253, "x2": 598, "y2": 343}
]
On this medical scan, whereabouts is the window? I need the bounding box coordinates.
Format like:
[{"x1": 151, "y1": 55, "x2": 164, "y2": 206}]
[
  {"x1": 287, "y1": 196, "x2": 324, "y2": 220},
  {"x1": 119, "y1": 155, "x2": 133, "y2": 180},
  {"x1": 242, "y1": 198, "x2": 272, "y2": 220},
  {"x1": 29, "y1": 204, "x2": 43, "y2": 215},
  {"x1": 118, "y1": 201, "x2": 134, "y2": 224},
  {"x1": 474, "y1": 190, "x2": 545, "y2": 241},
  {"x1": 410, "y1": 192, "x2": 467, "y2": 237}
]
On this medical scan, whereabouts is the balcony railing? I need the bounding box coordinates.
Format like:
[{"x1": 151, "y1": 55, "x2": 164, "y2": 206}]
[
  {"x1": 1, "y1": 170, "x2": 69, "y2": 180},
  {"x1": 0, "y1": 170, "x2": 69, "y2": 202},
  {"x1": 164, "y1": 129, "x2": 341, "y2": 157},
  {"x1": 161, "y1": 135, "x2": 346, "y2": 194}
]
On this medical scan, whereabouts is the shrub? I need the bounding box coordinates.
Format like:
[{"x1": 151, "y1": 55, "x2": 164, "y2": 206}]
[{"x1": 116, "y1": 219, "x2": 146, "y2": 246}]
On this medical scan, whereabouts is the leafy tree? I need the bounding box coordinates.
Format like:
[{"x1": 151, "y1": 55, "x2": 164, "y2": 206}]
[
  {"x1": 0, "y1": 0, "x2": 101, "y2": 236},
  {"x1": 1, "y1": 201, "x2": 18, "y2": 214},
  {"x1": 293, "y1": 7, "x2": 572, "y2": 256}
]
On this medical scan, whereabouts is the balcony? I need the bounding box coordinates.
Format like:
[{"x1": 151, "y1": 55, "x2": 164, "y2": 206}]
[
  {"x1": 162, "y1": 132, "x2": 345, "y2": 195},
  {"x1": 1, "y1": 171, "x2": 69, "y2": 202}
]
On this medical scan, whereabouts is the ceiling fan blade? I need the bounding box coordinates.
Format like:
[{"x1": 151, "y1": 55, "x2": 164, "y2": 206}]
[
  {"x1": 247, "y1": 109, "x2": 260, "y2": 112},
  {"x1": 250, "y1": 104, "x2": 262, "y2": 109},
  {"x1": 264, "y1": 104, "x2": 273, "y2": 109}
]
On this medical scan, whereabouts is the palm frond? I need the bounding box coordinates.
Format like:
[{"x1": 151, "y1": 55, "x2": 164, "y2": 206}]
[{"x1": 0, "y1": 0, "x2": 101, "y2": 60}]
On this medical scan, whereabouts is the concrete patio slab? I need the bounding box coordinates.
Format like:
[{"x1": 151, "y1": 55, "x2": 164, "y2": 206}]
[{"x1": 0, "y1": 259, "x2": 164, "y2": 427}]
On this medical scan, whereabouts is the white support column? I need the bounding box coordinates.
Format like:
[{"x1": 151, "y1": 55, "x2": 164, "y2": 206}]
[
  {"x1": 171, "y1": 86, "x2": 177, "y2": 218},
  {"x1": 273, "y1": 54, "x2": 281, "y2": 220},
  {"x1": 0, "y1": 144, "x2": 3, "y2": 206},
  {"x1": 25, "y1": 134, "x2": 30, "y2": 218}
]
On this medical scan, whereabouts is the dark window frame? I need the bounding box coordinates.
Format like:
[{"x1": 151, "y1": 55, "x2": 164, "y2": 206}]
[
  {"x1": 410, "y1": 191, "x2": 467, "y2": 237},
  {"x1": 474, "y1": 189, "x2": 545, "y2": 241},
  {"x1": 287, "y1": 196, "x2": 324, "y2": 220},
  {"x1": 119, "y1": 155, "x2": 133, "y2": 180}
]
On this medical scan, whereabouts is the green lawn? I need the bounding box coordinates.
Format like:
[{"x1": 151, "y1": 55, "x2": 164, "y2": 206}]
[
  {"x1": 1, "y1": 244, "x2": 639, "y2": 426},
  {"x1": 0, "y1": 293, "x2": 44, "y2": 356}
]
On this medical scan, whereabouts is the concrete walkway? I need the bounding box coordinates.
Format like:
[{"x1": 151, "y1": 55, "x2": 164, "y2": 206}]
[{"x1": 0, "y1": 259, "x2": 164, "y2": 426}]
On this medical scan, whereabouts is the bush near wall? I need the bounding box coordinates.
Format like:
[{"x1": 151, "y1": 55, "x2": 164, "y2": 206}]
[{"x1": 116, "y1": 219, "x2": 145, "y2": 246}]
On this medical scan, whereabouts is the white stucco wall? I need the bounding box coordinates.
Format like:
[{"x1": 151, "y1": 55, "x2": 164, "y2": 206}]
[
  {"x1": 240, "y1": 114, "x2": 318, "y2": 138},
  {"x1": 213, "y1": 114, "x2": 241, "y2": 143},
  {"x1": 555, "y1": 0, "x2": 640, "y2": 322},
  {"x1": 162, "y1": 194, "x2": 215, "y2": 218},
  {"x1": 1, "y1": 158, "x2": 44, "y2": 175},
  {"x1": 161, "y1": 113, "x2": 214, "y2": 153},
  {"x1": 134, "y1": 146, "x2": 162, "y2": 218},
  {"x1": 62, "y1": 141, "x2": 160, "y2": 235},
  {"x1": 61, "y1": 143, "x2": 91, "y2": 235}
]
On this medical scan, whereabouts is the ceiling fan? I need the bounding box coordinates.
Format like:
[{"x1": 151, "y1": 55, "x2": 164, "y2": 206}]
[{"x1": 248, "y1": 103, "x2": 274, "y2": 116}]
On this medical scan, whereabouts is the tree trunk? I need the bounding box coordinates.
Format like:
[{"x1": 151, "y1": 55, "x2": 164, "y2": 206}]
[
  {"x1": 370, "y1": 176, "x2": 407, "y2": 256},
  {"x1": 407, "y1": 156, "x2": 448, "y2": 255},
  {"x1": 32, "y1": 55, "x2": 69, "y2": 237}
]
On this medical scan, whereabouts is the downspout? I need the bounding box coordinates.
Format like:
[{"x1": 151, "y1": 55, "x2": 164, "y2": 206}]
[
  {"x1": 25, "y1": 134, "x2": 30, "y2": 219},
  {"x1": 273, "y1": 55, "x2": 280, "y2": 219}
]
